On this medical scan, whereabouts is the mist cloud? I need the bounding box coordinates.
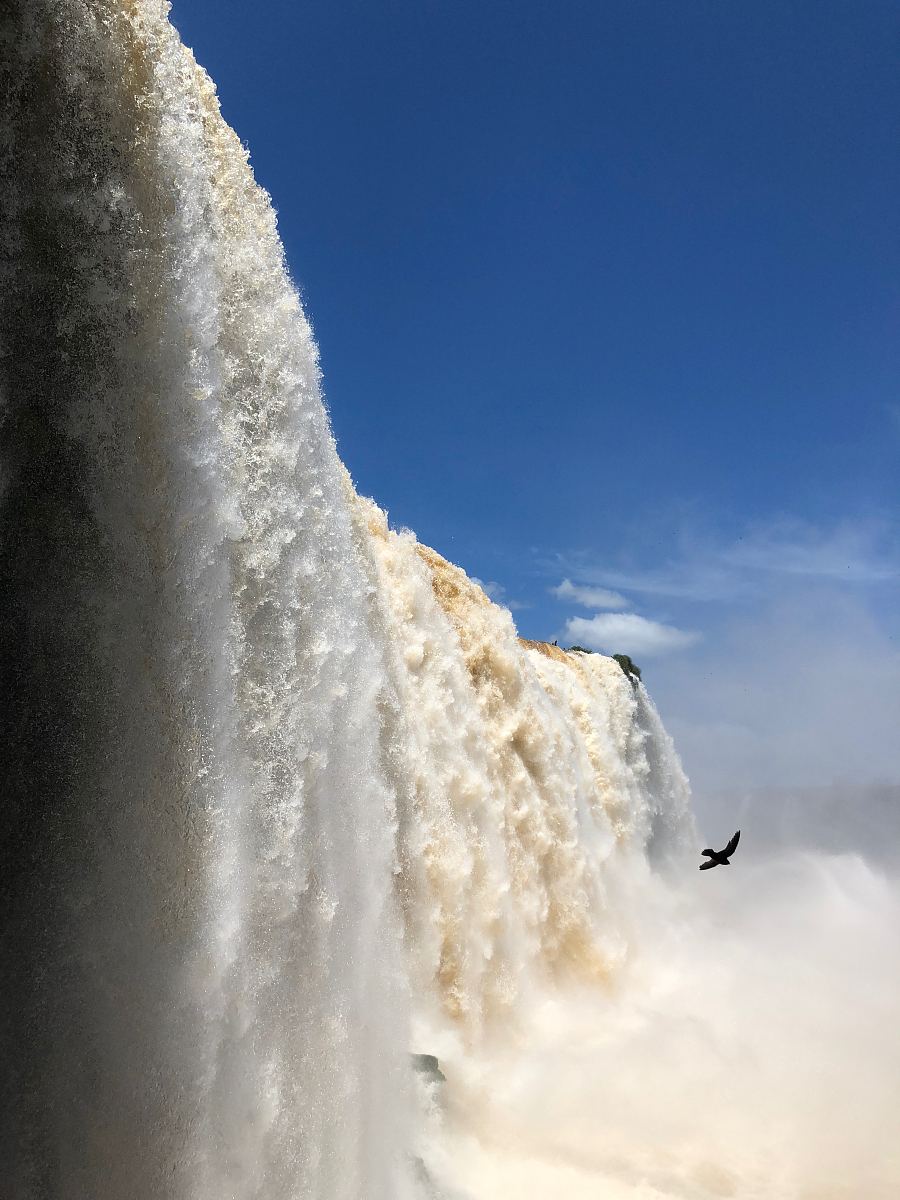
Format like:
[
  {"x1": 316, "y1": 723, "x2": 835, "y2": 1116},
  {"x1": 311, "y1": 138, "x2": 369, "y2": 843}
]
[
  {"x1": 431, "y1": 852, "x2": 900, "y2": 1200},
  {"x1": 653, "y1": 585, "x2": 900, "y2": 809}
]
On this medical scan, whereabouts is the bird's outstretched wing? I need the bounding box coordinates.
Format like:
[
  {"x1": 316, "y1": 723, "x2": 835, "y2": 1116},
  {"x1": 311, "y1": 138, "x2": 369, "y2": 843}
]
[
  {"x1": 723, "y1": 829, "x2": 740, "y2": 857},
  {"x1": 699, "y1": 860, "x2": 718, "y2": 870}
]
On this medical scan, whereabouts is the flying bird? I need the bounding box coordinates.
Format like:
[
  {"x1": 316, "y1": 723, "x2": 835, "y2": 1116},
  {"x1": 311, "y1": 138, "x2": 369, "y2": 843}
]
[{"x1": 699, "y1": 830, "x2": 740, "y2": 870}]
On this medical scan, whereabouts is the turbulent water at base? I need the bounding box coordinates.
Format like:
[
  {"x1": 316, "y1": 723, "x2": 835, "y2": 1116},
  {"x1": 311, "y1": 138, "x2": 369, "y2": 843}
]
[{"x1": 4, "y1": 5, "x2": 899, "y2": 1200}]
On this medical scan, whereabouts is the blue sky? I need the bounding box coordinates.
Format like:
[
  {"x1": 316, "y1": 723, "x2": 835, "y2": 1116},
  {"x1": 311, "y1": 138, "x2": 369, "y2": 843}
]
[{"x1": 170, "y1": 1, "x2": 900, "y2": 804}]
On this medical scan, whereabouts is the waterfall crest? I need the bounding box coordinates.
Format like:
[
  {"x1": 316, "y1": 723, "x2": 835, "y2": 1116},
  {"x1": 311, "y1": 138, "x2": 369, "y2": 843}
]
[{"x1": 1, "y1": 4, "x2": 692, "y2": 1197}]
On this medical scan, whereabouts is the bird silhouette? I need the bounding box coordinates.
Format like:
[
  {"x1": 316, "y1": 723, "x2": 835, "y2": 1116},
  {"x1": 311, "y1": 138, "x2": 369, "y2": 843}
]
[{"x1": 699, "y1": 829, "x2": 740, "y2": 870}]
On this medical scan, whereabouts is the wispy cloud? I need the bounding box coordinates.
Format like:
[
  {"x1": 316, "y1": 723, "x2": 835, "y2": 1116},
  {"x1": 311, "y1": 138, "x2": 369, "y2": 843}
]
[
  {"x1": 554, "y1": 517, "x2": 900, "y2": 603},
  {"x1": 472, "y1": 577, "x2": 527, "y2": 611},
  {"x1": 573, "y1": 561, "x2": 740, "y2": 603},
  {"x1": 564, "y1": 612, "x2": 700, "y2": 657},
  {"x1": 552, "y1": 578, "x2": 627, "y2": 609},
  {"x1": 723, "y1": 519, "x2": 900, "y2": 583}
]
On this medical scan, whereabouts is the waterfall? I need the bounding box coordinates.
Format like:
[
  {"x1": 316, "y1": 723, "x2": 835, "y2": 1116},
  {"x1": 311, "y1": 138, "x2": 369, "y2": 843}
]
[
  {"x1": 1, "y1": 4, "x2": 695, "y2": 1198},
  {"x1": 1, "y1": 4, "x2": 411, "y2": 1196},
  {"x1": 356, "y1": 499, "x2": 693, "y2": 1045}
]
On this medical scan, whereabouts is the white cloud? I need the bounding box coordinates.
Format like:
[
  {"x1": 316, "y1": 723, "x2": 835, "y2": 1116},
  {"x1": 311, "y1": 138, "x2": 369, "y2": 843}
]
[
  {"x1": 552, "y1": 578, "x2": 627, "y2": 609},
  {"x1": 472, "y1": 577, "x2": 527, "y2": 611},
  {"x1": 564, "y1": 612, "x2": 700, "y2": 657}
]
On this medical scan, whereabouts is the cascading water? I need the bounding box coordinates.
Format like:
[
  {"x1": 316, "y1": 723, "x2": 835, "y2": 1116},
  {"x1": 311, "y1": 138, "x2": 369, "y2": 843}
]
[
  {"x1": 1, "y1": 4, "x2": 411, "y2": 1196},
  {"x1": 355, "y1": 500, "x2": 693, "y2": 1042},
  {"x1": 8, "y1": 4, "x2": 897, "y2": 1200}
]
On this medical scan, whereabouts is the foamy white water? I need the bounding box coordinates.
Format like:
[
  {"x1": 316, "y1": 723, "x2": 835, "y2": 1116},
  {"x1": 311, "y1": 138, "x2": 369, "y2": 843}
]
[
  {"x1": 1, "y1": 4, "x2": 410, "y2": 1196},
  {"x1": 2, "y1": 5, "x2": 898, "y2": 1199}
]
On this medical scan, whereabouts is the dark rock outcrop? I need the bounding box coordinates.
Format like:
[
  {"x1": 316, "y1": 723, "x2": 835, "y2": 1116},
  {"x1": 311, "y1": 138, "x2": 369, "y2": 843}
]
[
  {"x1": 613, "y1": 653, "x2": 642, "y2": 683},
  {"x1": 410, "y1": 1053, "x2": 447, "y2": 1083}
]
